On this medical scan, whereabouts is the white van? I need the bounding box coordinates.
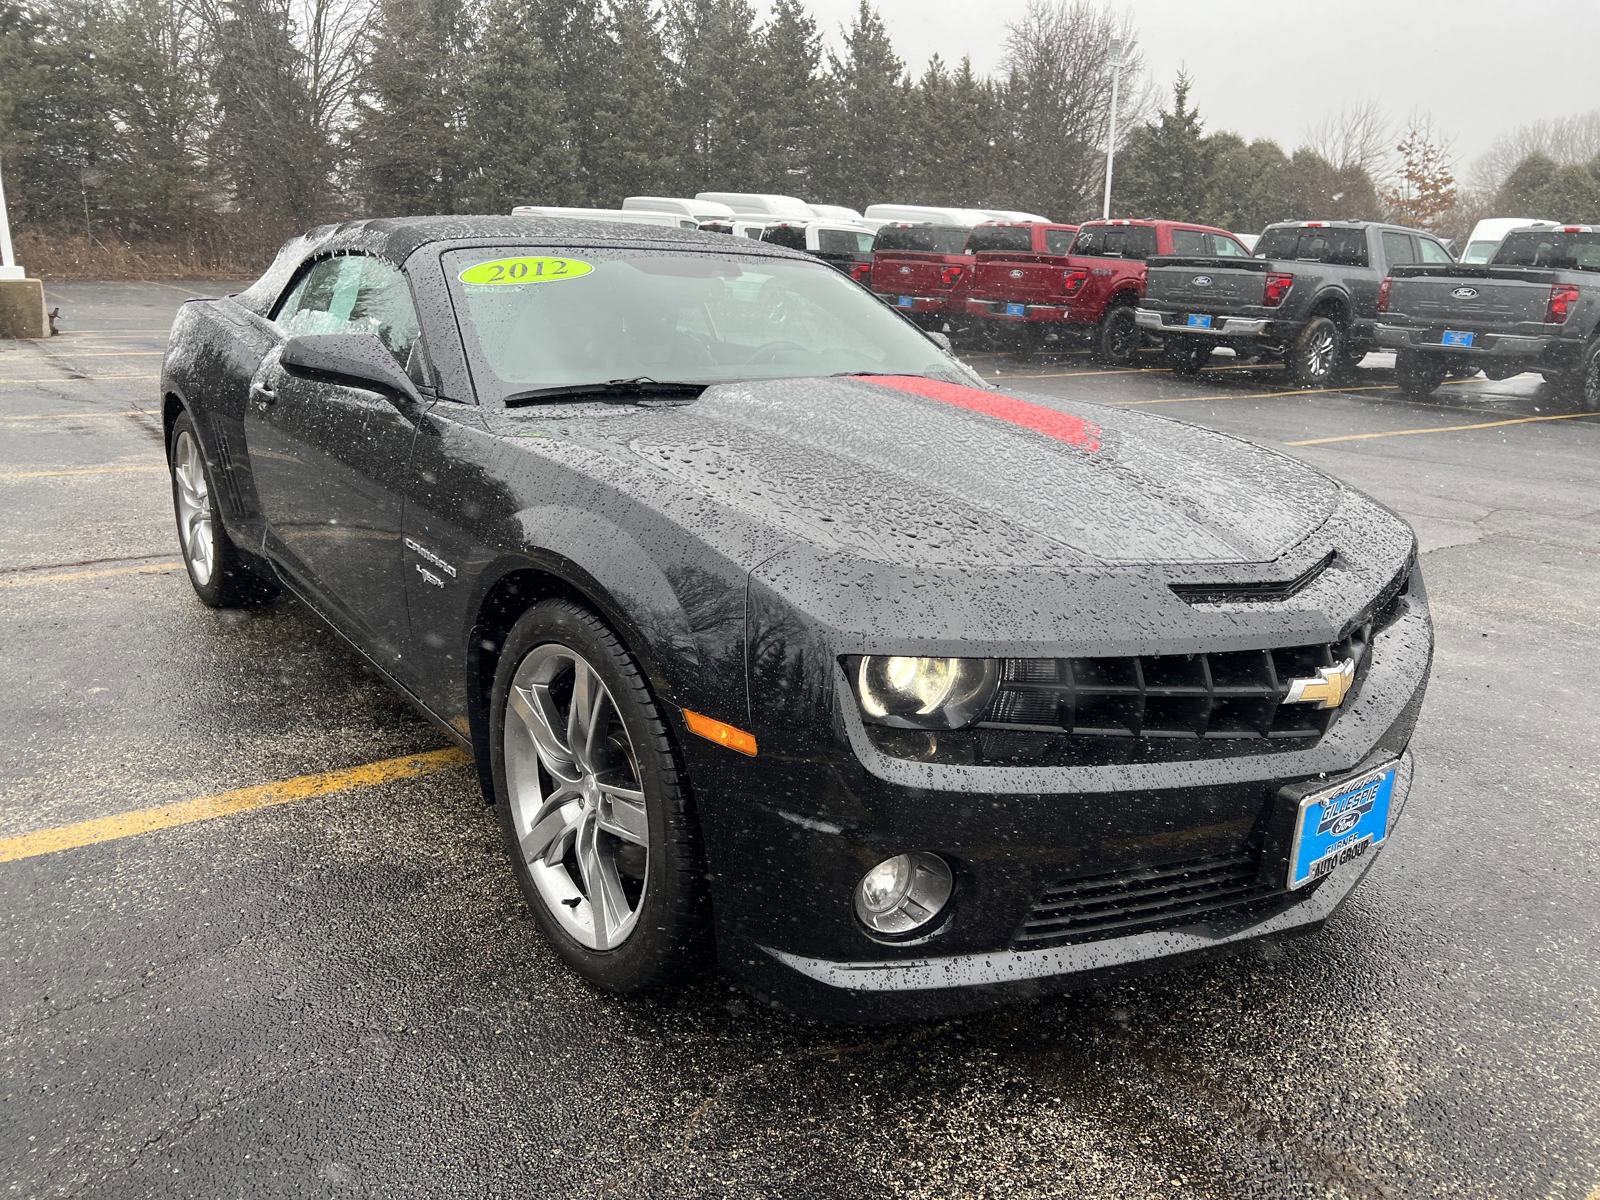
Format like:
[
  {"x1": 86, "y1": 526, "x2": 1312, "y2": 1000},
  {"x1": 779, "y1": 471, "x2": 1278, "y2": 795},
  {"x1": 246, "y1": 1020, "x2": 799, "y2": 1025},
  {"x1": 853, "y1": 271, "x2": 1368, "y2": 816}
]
[
  {"x1": 693, "y1": 192, "x2": 814, "y2": 220},
  {"x1": 807, "y1": 203, "x2": 864, "y2": 223},
  {"x1": 978, "y1": 208, "x2": 1053, "y2": 223},
  {"x1": 1461, "y1": 217, "x2": 1558, "y2": 264},
  {"x1": 623, "y1": 196, "x2": 736, "y2": 223},
  {"x1": 698, "y1": 219, "x2": 771, "y2": 240},
  {"x1": 863, "y1": 203, "x2": 991, "y2": 227},
  {"x1": 509, "y1": 206, "x2": 700, "y2": 230}
]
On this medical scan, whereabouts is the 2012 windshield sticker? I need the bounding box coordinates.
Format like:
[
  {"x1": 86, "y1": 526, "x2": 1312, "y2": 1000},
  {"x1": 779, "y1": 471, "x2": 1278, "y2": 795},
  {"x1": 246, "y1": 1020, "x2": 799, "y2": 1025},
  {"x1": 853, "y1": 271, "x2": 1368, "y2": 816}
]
[{"x1": 459, "y1": 256, "x2": 593, "y2": 286}]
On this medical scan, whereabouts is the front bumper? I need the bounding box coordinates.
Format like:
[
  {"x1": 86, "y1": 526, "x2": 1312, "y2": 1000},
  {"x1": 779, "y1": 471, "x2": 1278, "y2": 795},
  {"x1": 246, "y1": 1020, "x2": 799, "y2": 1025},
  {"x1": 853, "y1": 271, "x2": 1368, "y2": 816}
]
[
  {"x1": 1136, "y1": 307, "x2": 1273, "y2": 338},
  {"x1": 1374, "y1": 322, "x2": 1572, "y2": 363},
  {"x1": 685, "y1": 587, "x2": 1432, "y2": 1023}
]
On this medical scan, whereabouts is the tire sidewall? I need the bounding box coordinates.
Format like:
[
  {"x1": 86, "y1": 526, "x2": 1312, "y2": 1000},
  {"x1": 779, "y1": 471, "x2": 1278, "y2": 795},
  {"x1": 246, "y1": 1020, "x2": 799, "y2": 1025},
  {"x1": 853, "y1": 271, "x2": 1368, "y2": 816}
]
[
  {"x1": 1582, "y1": 339, "x2": 1600, "y2": 412},
  {"x1": 488, "y1": 599, "x2": 698, "y2": 992},
  {"x1": 1097, "y1": 305, "x2": 1138, "y2": 365}
]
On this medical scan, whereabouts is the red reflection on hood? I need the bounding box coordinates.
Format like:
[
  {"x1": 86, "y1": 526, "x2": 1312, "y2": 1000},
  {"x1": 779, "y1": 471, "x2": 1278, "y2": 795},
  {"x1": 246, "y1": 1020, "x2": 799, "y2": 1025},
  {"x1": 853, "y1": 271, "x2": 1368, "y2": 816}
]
[{"x1": 852, "y1": 375, "x2": 1102, "y2": 453}]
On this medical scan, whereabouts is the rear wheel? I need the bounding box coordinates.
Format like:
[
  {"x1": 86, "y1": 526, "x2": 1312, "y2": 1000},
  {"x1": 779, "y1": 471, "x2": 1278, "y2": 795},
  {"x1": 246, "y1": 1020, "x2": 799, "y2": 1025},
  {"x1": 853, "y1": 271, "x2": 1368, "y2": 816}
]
[
  {"x1": 1288, "y1": 316, "x2": 1342, "y2": 387},
  {"x1": 1164, "y1": 337, "x2": 1213, "y2": 375},
  {"x1": 1395, "y1": 350, "x2": 1449, "y2": 399},
  {"x1": 1094, "y1": 304, "x2": 1141, "y2": 365},
  {"x1": 1578, "y1": 339, "x2": 1600, "y2": 412},
  {"x1": 168, "y1": 411, "x2": 277, "y2": 608},
  {"x1": 489, "y1": 598, "x2": 709, "y2": 993}
]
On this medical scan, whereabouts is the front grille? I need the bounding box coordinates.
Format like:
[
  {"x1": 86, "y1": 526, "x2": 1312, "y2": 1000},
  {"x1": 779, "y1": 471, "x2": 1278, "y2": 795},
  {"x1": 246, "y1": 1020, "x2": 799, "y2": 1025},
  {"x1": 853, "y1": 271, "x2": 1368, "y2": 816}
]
[
  {"x1": 982, "y1": 626, "x2": 1372, "y2": 741},
  {"x1": 1014, "y1": 850, "x2": 1283, "y2": 948}
]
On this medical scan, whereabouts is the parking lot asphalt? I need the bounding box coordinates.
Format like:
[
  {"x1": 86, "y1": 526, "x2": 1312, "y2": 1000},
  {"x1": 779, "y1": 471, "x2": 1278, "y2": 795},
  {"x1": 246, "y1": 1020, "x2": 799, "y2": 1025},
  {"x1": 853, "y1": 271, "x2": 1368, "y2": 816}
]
[{"x1": 4, "y1": 282, "x2": 1598, "y2": 1200}]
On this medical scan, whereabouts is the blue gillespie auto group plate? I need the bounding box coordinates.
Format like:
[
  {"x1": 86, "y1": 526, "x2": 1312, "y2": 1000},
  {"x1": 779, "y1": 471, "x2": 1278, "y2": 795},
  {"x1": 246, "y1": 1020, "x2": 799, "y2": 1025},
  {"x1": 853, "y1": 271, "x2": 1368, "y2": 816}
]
[{"x1": 1287, "y1": 764, "x2": 1397, "y2": 890}]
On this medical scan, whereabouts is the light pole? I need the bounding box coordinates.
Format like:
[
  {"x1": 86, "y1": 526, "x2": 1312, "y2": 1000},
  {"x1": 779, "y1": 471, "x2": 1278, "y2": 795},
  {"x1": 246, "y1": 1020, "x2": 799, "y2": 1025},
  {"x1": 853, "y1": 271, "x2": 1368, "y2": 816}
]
[
  {"x1": 0, "y1": 157, "x2": 22, "y2": 282},
  {"x1": 1101, "y1": 37, "x2": 1125, "y2": 221}
]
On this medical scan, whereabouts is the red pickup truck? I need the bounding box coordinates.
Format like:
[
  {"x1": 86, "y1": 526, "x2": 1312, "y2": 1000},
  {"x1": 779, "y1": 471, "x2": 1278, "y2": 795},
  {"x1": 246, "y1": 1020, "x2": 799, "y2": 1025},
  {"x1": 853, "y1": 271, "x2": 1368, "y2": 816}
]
[
  {"x1": 867, "y1": 222, "x2": 979, "y2": 330},
  {"x1": 964, "y1": 218, "x2": 1252, "y2": 361}
]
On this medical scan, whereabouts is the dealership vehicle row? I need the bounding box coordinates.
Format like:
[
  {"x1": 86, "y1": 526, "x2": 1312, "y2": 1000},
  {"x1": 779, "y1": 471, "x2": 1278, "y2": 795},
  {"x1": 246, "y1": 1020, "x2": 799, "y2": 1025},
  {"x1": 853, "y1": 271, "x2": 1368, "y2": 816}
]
[{"x1": 514, "y1": 191, "x2": 1595, "y2": 406}]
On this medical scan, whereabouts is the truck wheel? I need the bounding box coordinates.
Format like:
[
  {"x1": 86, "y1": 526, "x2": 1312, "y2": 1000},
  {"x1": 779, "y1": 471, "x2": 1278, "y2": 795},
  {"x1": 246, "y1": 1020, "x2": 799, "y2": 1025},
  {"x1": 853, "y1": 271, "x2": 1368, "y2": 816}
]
[
  {"x1": 1394, "y1": 350, "x2": 1448, "y2": 399},
  {"x1": 1579, "y1": 339, "x2": 1600, "y2": 412},
  {"x1": 168, "y1": 411, "x2": 278, "y2": 608},
  {"x1": 1165, "y1": 337, "x2": 1212, "y2": 375},
  {"x1": 1289, "y1": 317, "x2": 1342, "y2": 387},
  {"x1": 489, "y1": 598, "x2": 711, "y2": 993},
  {"x1": 1094, "y1": 305, "x2": 1141, "y2": 365}
]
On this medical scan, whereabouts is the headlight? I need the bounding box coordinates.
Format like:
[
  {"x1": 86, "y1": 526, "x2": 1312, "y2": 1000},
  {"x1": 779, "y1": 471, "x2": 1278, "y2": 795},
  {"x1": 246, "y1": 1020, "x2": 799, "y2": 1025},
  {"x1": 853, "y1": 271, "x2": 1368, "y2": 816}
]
[{"x1": 854, "y1": 655, "x2": 999, "y2": 729}]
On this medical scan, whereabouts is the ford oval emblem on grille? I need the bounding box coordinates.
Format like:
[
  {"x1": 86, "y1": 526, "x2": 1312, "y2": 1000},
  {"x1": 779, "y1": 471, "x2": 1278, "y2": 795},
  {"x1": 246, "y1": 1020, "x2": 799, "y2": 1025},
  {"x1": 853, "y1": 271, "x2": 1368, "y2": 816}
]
[
  {"x1": 1451, "y1": 286, "x2": 1479, "y2": 299},
  {"x1": 1193, "y1": 275, "x2": 1212, "y2": 286},
  {"x1": 1010, "y1": 269, "x2": 1025, "y2": 279}
]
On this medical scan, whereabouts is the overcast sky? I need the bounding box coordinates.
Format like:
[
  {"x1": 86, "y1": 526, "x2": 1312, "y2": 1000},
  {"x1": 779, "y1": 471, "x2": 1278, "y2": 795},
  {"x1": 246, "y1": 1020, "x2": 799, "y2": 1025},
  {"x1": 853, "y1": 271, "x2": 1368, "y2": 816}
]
[{"x1": 789, "y1": 0, "x2": 1600, "y2": 174}]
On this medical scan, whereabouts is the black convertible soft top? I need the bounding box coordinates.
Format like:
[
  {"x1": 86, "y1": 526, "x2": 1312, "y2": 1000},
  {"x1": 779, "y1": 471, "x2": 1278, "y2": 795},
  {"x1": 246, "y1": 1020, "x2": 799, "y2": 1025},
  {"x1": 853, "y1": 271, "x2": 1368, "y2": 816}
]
[{"x1": 231, "y1": 214, "x2": 806, "y2": 316}]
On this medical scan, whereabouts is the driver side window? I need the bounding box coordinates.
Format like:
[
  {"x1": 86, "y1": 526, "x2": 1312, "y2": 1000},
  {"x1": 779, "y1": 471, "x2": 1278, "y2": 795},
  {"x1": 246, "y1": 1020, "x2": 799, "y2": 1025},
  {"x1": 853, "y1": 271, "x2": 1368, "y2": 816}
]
[{"x1": 274, "y1": 255, "x2": 422, "y2": 368}]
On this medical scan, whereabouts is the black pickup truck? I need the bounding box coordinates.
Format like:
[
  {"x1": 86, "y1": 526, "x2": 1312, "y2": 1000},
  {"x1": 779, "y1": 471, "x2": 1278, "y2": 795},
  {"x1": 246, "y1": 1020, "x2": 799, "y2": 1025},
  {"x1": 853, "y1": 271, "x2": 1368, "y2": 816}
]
[
  {"x1": 1374, "y1": 224, "x2": 1599, "y2": 407},
  {"x1": 1136, "y1": 220, "x2": 1456, "y2": 385}
]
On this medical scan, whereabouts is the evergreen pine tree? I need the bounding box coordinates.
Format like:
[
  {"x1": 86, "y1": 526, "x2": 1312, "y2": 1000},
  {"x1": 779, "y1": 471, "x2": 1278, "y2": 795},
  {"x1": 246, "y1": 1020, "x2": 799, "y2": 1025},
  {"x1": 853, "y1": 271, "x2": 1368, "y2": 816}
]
[
  {"x1": 350, "y1": 0, "x2": 468, "y2": 215},
  {"x1": 459, "y1": 0, "x2": 578, "y2": 210},
  {"x1": 746, "y1": 0, "x2": 824, "y2": 193},
  {"x1": 585, "y1": 0, "x2": 679, "y2": 204},
  {"x1": 663, "y1": 0, "x2": 761, "y2": 193},
  {"x1": 815, "y1": 1, "x2": 907, "y2": 209}
]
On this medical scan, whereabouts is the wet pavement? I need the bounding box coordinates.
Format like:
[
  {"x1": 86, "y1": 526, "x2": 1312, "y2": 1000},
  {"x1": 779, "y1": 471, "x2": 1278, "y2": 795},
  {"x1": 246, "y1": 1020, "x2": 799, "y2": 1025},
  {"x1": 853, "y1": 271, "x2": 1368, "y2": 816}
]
[{"x1": 3, "y1": 282, "x2": 1597, "y2": 1199}]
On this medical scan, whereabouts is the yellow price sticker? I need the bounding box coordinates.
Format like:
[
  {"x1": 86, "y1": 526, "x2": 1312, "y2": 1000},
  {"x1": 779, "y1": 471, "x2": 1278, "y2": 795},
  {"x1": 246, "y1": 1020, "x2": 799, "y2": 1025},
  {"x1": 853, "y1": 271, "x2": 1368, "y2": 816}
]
[{"x1": 458, "y1": 256, "x2": 594, "y2": 286}]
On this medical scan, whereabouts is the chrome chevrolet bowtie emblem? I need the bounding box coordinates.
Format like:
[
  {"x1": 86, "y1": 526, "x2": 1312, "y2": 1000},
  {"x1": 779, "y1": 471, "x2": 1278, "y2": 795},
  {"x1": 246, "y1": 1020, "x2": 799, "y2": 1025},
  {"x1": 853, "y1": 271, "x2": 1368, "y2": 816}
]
[{"x1": 1284, "y1": 658, "x2": 1356, "y2": 709}]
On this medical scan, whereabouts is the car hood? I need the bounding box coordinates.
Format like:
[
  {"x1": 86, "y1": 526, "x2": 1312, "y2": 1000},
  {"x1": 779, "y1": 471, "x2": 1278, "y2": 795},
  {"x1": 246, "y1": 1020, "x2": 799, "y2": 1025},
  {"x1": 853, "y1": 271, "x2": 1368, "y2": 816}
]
[{"x1": 483, "y1": 375, "x2": 1339, "y2": 570}]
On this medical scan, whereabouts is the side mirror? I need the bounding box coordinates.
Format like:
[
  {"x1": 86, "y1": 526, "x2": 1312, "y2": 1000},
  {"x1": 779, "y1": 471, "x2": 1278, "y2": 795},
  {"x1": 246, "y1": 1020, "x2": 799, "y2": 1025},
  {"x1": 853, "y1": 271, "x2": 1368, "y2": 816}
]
[
  {"x1": 925, "y1": 330, "x2": 953, "y2": 354},
  {"x1": 280, "y1": 333, "x2": 423, "y2": 406}
]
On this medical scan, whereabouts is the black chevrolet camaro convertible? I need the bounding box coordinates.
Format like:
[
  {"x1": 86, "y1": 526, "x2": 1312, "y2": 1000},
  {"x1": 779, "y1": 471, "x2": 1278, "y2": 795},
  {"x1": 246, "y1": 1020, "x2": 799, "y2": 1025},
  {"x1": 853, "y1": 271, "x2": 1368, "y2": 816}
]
[{"x1": 161, "y1": 216, "x2": 1432, "y2": 1020}]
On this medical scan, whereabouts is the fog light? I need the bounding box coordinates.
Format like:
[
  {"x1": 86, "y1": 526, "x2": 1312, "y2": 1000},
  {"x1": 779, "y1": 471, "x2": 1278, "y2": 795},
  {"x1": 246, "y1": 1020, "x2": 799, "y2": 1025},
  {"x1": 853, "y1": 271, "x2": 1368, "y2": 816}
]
[{"x1": 853, "y1": 852, "x2": 954, "y2": 937}]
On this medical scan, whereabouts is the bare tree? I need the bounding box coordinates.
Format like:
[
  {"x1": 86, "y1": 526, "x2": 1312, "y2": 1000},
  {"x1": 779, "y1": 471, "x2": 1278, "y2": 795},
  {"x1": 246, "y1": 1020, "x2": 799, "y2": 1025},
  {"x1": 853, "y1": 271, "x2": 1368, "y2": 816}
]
[
  {"x1": 1472, "y1": 109, "x2": 1600, "y2": 193},
  {"x1": 1305, "y1": 100, "x2": 1393, "y2": 183},
  {"x1": 1000, "y1": 0, "x2": 1150, "y2": 219}
]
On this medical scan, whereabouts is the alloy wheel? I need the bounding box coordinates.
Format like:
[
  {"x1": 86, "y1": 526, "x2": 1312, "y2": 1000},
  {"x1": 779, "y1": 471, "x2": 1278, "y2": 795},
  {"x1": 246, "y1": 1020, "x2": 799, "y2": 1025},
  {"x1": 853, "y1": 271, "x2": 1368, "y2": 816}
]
[
  {"x1": 172, "y1": 430, "x2": 214, "y2": 586},
  {"x1": 1305, "y1": 328, "x2": 1336, "y2": 378},
  {"x1": 503, "y1": 643, "x2": 650, "y2": 951}
]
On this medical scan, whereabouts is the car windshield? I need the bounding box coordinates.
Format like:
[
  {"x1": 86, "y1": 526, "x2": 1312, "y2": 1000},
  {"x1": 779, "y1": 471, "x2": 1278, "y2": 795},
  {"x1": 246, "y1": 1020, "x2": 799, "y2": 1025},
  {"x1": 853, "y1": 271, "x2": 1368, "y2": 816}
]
[
  {"x1": 1461, "y1": 240, "x2": 1500, "y2": 264},
  {"x1": 445, "y1": 247, "x2": 979, "y2": 399},
  {"x1": 1493, "y1": 230, "x2": 1600, "y2": 271},
  {"x1": 872, "y1": 224, "x2": 969, "y2": 254}
]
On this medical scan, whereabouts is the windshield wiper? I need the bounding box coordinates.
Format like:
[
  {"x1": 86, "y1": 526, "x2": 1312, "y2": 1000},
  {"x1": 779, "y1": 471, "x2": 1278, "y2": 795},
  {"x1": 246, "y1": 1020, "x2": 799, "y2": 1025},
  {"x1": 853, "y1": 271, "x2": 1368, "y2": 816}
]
[{"x1": 503, "y1": 377, "x2": 708, "y2": 406}]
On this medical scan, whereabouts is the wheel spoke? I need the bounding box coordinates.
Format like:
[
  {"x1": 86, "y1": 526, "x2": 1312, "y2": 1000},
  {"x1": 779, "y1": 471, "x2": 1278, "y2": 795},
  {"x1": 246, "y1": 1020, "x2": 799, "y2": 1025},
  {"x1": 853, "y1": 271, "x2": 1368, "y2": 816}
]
[
  {"x1": 567, "y1": 660, "x2": 605, "y2": 771},
  {"x1": 575, "y1": 814, "x2": 631, "y2": 950},
  {"x1": 507, "y1": 683, "x2": 581, "y2": 784},
  {"x1": 596, "y1": 776, "x2": 648, "y2": 846},
  {"x1": 520, "y1": 787, "x2": 581, "y2": 866}
]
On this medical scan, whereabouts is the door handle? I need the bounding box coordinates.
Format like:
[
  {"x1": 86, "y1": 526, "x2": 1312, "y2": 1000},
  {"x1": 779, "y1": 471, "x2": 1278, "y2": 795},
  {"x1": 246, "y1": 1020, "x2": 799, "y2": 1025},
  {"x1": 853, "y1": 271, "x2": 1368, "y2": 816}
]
[{"x1": 250, "y1": 382, "x2": 278, "y2": 407}]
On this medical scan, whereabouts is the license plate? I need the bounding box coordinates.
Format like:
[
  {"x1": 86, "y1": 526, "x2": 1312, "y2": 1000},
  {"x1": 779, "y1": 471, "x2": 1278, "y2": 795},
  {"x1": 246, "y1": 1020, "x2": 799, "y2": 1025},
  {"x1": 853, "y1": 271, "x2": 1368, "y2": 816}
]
[
  {"x1": 1006, "y1": 302, "x2": 1026, "y2": 317},
  {"x1": 1441, "y1": 330, "x2": 1475, "y2": 347},
  {"x1": 1287, "y1": 763, "x2": 1397, "y2": 890},
  {"x1": 1186, "y1": 314, "x2": 1213, "y2": 329},
  {"x1": 897, "y1": 296, "x2": 915, "y2": 308}
]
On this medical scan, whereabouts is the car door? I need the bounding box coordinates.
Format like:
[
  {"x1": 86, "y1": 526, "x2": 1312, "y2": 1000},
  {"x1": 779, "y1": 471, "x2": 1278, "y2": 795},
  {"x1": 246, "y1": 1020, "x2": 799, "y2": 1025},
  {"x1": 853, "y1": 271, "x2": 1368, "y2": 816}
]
[{"x1": 244, "y1": 253, "x2": 428, "y2": 666}]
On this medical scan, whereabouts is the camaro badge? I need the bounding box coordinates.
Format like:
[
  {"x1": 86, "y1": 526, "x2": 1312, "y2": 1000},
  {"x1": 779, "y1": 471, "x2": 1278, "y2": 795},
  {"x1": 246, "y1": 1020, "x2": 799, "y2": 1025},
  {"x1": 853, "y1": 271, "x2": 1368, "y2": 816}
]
[{"x1": 1284, "y1": 658, "x2": 1356, "y2": 709}]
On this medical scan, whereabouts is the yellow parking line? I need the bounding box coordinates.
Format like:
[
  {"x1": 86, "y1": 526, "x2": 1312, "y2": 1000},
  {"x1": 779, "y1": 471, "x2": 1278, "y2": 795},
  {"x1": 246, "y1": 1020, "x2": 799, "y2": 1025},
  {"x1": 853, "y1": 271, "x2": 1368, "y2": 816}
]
[
  {"x1": 0, "y1": 410, "x2": 150, "y2": 422},
  {"x1": 0, "y1": 350, "x2": 165, "y2": 359},
  {"x1": 0, "y1": 373, "x2": 157, "y2": 386},
  {"x1": 56, "y1": 329, "x2": 171, "y2": 336},
  {"x1": 0, "y1": 464, "x2": 163, "y2": 480},
  {"x1": 1114, "y1": 384, "x2": 1394, "y2": 406},
  {"x1": 1288, "y1": 411, "x2": 1600, "y2": 446},
  {"x1": 0, "y1": 560, "x2": 181, "y2": 587},
  {"x1": 0, "y1": 747, "x2": 472, "y2": 863},
  {"x1": 990, "y1": 365, "x2": 1152, "y2": 380}
]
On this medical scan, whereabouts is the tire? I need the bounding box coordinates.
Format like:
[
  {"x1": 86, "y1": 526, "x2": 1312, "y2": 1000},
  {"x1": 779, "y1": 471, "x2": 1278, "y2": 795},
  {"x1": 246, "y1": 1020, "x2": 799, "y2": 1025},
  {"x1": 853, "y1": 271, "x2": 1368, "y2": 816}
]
[
  {"x1": 1094, "y1": 304, "x2": 1141, "y2": 365},
  {"x1": 1394, "y1": 350, "x2": 1449, "y2": 399},
  {"x1": 167, "y1": 410, "x2": 277, "y2": 608},
  {"x1": 1165, "y1": 336, "x2": 1212, "y2": 375},
  {"x1": 1578, "y1": 339, "x2": 1600, "y2": 412},
  {"x1": 1288, "y1": 316, "x2": 1342, "y2": 387},
  {"x1": 488, "y1": 598, "x2": 709, "y2": 994}
]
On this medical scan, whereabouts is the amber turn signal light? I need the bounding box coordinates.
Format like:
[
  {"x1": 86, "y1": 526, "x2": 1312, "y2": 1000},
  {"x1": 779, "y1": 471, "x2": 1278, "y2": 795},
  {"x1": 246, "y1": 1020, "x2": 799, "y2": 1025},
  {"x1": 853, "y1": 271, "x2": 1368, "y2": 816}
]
[{"x1": 682, "y1": 709, "x2": 758, "y2": 757}]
